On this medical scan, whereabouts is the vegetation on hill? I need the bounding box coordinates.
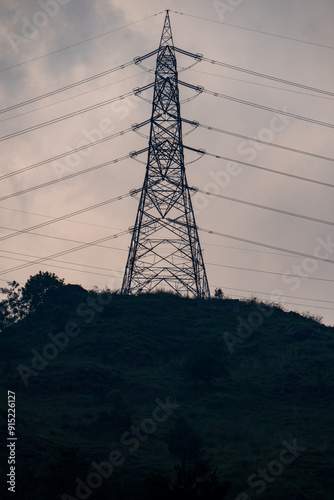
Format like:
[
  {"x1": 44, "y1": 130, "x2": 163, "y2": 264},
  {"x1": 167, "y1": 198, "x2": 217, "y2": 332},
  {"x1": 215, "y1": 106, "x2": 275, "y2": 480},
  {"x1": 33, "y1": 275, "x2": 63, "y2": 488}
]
[{"x1": 0, "y1": 272, "x2": 334, "y2": 499}]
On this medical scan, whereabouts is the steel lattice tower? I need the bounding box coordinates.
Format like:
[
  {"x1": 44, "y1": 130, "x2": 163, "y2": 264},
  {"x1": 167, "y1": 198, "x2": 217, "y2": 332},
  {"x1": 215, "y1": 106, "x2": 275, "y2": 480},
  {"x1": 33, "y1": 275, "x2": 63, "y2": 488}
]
[{"x1": 121, "y1": 11, "x2": 210, "y2": 298}]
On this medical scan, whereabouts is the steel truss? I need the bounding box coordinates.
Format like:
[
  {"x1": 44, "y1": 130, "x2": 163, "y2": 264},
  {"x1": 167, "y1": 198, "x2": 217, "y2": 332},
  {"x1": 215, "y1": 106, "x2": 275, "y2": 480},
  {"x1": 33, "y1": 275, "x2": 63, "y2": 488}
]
[{"x1": 122, "y1": 11, "x2": 210, "y2": 298}]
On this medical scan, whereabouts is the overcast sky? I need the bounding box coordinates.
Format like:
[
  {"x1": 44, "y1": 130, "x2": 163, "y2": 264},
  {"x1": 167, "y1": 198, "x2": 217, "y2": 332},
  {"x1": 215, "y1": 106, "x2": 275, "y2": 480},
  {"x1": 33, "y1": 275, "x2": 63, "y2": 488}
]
[{"x1": 1, "y1": 0, "x2": 334, "y2": 325}]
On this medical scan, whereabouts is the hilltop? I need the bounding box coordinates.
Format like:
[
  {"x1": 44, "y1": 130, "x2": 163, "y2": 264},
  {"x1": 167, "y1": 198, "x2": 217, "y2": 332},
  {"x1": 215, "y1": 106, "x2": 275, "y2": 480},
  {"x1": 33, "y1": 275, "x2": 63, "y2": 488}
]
[{"x1": 0, "y1": 273, "x2": 334, "y2": 499}]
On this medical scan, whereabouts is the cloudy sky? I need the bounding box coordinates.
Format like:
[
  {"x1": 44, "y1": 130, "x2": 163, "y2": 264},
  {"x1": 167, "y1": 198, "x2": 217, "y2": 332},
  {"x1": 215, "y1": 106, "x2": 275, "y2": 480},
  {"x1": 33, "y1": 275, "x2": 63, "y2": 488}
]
[{"x1": 1, "y1": 0, "x2": 334, "y2": 325}]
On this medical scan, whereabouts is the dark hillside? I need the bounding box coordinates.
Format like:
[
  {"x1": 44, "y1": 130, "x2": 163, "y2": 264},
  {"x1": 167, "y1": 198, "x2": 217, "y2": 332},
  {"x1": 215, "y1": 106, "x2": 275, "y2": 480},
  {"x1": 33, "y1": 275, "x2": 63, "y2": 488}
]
[{"x1": 1, "y1": 275, "x2": 334, "y2": 499}]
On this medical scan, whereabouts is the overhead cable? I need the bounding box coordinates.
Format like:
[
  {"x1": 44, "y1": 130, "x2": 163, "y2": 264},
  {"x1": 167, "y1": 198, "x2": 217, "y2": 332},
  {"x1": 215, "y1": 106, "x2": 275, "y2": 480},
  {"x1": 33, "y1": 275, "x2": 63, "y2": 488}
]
[
  {"x1": 170, "y1": 11, "x2": 334, "y2": 50},
  {"x1": 176, "y1": 47, "x2": 334, "y2": 97},
  {"x1": 0, "y1": 226, "x2": 127, "y2": 251},
  {"x1": 219, "y1": 291, "x2": 334, "y2": 312},
  {"x1": 0, "y1": 205, "x2": 124, "y2": 232},
  {"x1": 189, "y1": 69, "x2": 334, "y2": 101},
  {"x1": 197, "y1": 226, "x2": 334, "y2": 265},
  {"x1": 0, "y1": 190, "x2": 140, "y2": 242},
  {"x1": 0, "y1": 228, "x2": 131, "y2": 276},
  {"x1": 0, "y1": 71, "x2": 146, "y2": 124},
  {"x1": 2, "y1": 249, "x2": 334, "y2": 308},
  {"x1": 0, "y1": 251, "x2": 122, "y2": 279},
  {"x1": 192, "y1": 187, "x2": 334, "y2": 227},
  {"x1": 0, "y1": 12, "x2": 163, "y2": 73},
  {"x1": 206, "y1": 262, "x2": 334, "y2": 284},
  {"x1": 0, "y1": 120, "x2": 150, "y2": 180},
  {"x1": 0, "y1": 149, "x2": 148, "y2": 202},
  {"x1": 214, "y1": 284, "x2": 334, "y2": 305},
  {"x1": 0, "y1": 216, "x2": 155, "y2": 275},
  {"x1": 185, "y1": 146, "x2": 334, "y2": 189},
  {"x1": 180, "y1": 81, "x2": 334, "y2": 129},
  {"x1": 0, "y1": 84, "x2": 153, "y2": 141},
  {"x1": 0, "y1": 51, "x2": 156, "y2": 114},
  {"x1": 183, "y1": 119, "x2": 334, "y2": 164}
]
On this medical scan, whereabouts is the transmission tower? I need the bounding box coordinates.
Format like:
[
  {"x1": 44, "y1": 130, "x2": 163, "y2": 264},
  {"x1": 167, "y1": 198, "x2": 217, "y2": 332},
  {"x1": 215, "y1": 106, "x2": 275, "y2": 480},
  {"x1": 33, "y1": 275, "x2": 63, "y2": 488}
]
[{"x1": 121, "y1": 10, "x2": 210, "y2": 298}]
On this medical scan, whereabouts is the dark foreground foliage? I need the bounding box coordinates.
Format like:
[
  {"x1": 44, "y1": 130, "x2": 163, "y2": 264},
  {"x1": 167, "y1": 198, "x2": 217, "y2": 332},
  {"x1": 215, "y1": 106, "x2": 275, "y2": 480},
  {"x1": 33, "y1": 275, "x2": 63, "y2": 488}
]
[{"x1": 0, "y1": 272, "x2": 334, "y2": 499}]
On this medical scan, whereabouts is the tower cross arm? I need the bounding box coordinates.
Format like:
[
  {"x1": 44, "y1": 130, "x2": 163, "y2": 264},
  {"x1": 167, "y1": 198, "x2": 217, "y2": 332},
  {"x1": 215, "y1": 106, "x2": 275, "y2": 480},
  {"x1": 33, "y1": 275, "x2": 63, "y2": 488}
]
[{"x1": 174, "y1": 46, "x2": 203, "y2": 61}]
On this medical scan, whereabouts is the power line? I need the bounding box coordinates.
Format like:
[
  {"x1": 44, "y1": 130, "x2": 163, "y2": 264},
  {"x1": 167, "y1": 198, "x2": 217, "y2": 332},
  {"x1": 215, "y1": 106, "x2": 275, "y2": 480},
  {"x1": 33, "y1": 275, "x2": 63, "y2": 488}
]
[
  {"x1": 0, "y1": 228, "x2": 131, "y2": 276},
  {"x1": 193, "y1": 188, "x2": 334, "y2": 227},
  {"x1": 0, "y1": 205, "x2": 123, "y2": 232},
  {"x1": 0, "y1": 213, "x2": 161, "y2": 276},
  {"x1": 0, "y1": 250, "x2": 123, "y2": 279},
  {"x1": 1, "y1": 249, "x2": 332, "y2": 311},
  {"x1": 0, "y1": 190, "x2": 139, "y2": 243},
  {"x1": 7, "y1": 223, "x2": 329, "y2": 277},
  {"x1": 0, "y1": 199, "x2": 311, "y2": 258},
  {"x1": 180, "y1": 81, "x2": 334, "y2": 129},
  {"x1": 170, "y1": 10, "x2": 334, "y2": 50},
  {"x1": 219, "y1": 291, "x2": 334, "y2": 313},
  {"x1": 0, "y1": 85, "x2": 153, "y2": 141},
  {"x1": 0, "y1": 71, "x2": 146, "y2": 124},
  {"x1": 207, "y1": 262, "x2": 334, "y2": 284},
  {"x1": 205, "y1": 238, "x2": 334, "y2": 260},
  {"x1": 1, "y1": 246, "x2": 333, "y2": 306},
  {"x1": 0, "y1": 249, "x2": 122, "y2": 273},
  {"x1": 0, "y1": 121, "x2": 149, "y2": 180},
  {"x1": 197, "y1": 226, "x2": 334, "y2": 265},
  {"x1": 0, "y1": 225, "x2": 127, "y2": 252},
  {"x1": 183, "y1": 119, "x2": 334, "y2": 164},
  {"x1": 7, "y1": 220, "x2": 330, "y2": 279},
  {"x1": 0, "y1": 12, "x2": 163, "y2": 73},
  {"x1": 205, "y1": 242, "x2": 299, "y2": 258},
  {"x1": 2, "y1": 221, "x2": 324, "y2": 266},
  {"x1": 0, "y1": 60, "x2": 132, "y2": 113},
  {"x1": 215, "y1": 285, "x2": 334, "y2": 306},
  {"x1": 176, "y1": 47, "x2": 334, "y2": 98},
  {"x1": 0, "y1": 149, "x2": 148, "y2": 202},
  {"x1": 0, "y1": 202, "x2": 308, "y2": 259},
  {"x1": 2, "y1": 250, "x2": 334, "y2": 310},
  {"x1": 189, "y1": 69, "x2": 334, "y2": 101},
  {"x1": 186, "y1": 146, "x2": 334, "y2": 189},
  {"x1": 1, "y1": 252, "x2": 332, "y2": 313}
]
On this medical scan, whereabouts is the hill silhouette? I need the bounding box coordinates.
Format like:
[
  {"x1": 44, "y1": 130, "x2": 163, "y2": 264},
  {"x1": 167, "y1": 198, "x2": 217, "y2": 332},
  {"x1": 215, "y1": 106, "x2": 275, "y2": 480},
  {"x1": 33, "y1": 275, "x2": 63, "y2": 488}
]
[{"x1": 0, "y1": 272, "x2": 334, "y2": 499}]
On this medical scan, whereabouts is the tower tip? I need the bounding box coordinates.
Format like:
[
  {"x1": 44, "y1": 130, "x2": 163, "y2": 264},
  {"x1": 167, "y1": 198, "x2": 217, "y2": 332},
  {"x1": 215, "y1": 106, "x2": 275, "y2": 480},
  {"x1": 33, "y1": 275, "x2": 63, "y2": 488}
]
[{"x1": 159, "y1": 8, "x2": 173, "y2": 47}]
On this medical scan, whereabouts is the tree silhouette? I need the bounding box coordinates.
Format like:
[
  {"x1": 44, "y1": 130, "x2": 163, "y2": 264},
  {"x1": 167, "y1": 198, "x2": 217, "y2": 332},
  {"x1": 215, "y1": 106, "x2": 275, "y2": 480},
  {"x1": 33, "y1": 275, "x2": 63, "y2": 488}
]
[
  {"x1": 0, "y1": 272, "x2": 65, "y2": 330},
  {"x1": 0, "y1": 280, "x2": 26, "y2": 330},
  {"x1": 22, "y1": 271, "x2": 65, "y2": 314}
]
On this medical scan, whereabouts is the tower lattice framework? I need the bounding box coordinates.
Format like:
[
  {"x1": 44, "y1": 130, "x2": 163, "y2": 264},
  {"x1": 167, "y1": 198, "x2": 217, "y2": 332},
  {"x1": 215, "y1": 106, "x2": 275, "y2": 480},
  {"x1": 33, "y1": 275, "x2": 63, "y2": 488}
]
[{"x1": 121, "y1": 11, "x2": 210, "y2": 298}]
